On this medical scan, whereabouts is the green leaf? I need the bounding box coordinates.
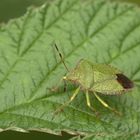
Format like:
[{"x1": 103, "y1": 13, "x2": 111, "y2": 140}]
[{"x1": 0, "y1": 0, "x2": 140, "y2": 139}]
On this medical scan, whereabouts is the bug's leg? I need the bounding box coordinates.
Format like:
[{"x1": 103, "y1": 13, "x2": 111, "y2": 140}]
[
  {"x1": 86, "y1": 90, "x2": 96, "y2": 112},
  {"x1": 94, "y1": 92, "x2": 122, "y2": 116},
  {"x1": 54, "y1": 86, "x2": 80, "y2": 114},
  {"x1": 85, "y1": 91, "x2": 99, "y2": 116}
]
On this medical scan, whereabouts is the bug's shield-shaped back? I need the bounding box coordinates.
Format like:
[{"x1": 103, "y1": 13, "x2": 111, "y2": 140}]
[{"x1": 92, "y1": 77, "x2": 124, "y2": 95}]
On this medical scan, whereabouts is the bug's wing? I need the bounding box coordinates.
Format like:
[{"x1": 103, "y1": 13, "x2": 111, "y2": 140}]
[
  {"x1": 116, "y1": 73, "x2": 134, "y2": 89},
  {"x1": 91, "y1": 72, "x2": 133, "y2": 95},
  {"x1": 92, "y1": 79, "x2": 125, "y2": 95},
  {"x1": 91, "y1": 70, "x2": 133, "y2": 95},
  {"x1": 93, "y1": 63, "x2": 122, "y2": 75},
  {"x1": 91, "y1": 64, "x2": 133, "y2": 95}
]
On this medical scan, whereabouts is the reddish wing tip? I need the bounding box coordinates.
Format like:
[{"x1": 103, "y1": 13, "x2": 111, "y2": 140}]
[{"x1": 116, "y1": 74, "x2": 134, "y2": 89}]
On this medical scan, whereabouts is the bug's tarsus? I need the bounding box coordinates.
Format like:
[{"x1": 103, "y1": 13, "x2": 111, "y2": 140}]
[
  {"x1": 94, "y1": 92, "x2": 122, "y2": 116},
  {"x1": 54, "y1": 44, "x2": 69, "y2": 72}
]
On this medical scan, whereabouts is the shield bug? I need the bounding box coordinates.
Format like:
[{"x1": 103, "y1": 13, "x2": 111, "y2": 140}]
[{"x1": 54, "y1": 44, "x2": 134, "y2": 115}]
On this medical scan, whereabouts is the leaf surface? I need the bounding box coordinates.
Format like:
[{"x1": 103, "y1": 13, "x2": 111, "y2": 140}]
[{"x1": 0, "y1": 0, "x2": 140, "y2": 139}]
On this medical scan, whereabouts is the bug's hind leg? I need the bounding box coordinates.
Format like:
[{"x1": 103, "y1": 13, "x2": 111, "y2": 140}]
[
  {"x1": 86, "y1": 91, "x2": 99, "y2": 116},
  {"x1": 94, "y1": 92, "x2": 122, "y2": 116},
  {"x1": 54, "y1": 86, "x2": 80, "y2": 115}
]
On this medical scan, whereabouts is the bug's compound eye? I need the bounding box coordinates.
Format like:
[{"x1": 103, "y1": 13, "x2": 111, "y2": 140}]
[{"x1": 63, "y1": 76, "x2": 67, "y2": 80}]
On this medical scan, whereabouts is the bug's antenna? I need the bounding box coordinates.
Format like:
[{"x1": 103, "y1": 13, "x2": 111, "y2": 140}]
[{"x1": 54, "y1": 44, "x2": 69, "y2": 72}]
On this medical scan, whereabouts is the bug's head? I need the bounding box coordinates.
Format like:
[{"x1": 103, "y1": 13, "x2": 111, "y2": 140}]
[
  {"x1": 63, "y1": 70, "x2": 79, "y2": 82},
  {"x1": 62, "y1": 59, "x2": 92, "y2": 84}
]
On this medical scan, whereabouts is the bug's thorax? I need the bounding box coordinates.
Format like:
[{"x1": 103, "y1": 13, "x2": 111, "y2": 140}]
[{"x1": 62, "y1": 60, "x2": 95, "y2": 90}]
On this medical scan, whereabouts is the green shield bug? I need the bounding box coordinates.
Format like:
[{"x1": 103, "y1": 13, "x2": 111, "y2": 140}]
[{"x1": 54, "y1": 44, "x2": 134, "y2": 115}]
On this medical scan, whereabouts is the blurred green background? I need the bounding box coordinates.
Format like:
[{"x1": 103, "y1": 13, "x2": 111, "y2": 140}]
[
  {"x1": 0, "y1": 0, "x2": 140, "y2": 139},
  {"x1": 0, "y1": 0, "x2": 140, "y2": 23}
]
